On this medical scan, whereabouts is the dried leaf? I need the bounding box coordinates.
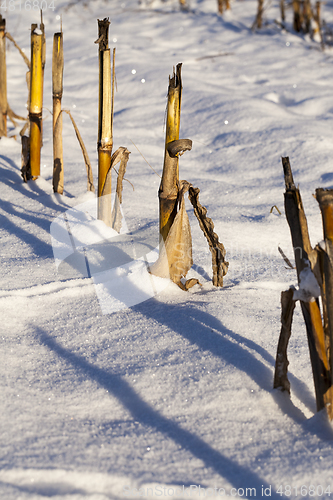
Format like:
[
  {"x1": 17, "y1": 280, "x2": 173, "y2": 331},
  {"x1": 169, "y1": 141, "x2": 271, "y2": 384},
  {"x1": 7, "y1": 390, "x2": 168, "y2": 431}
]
[
  {"x1": 110, "y1": 147, "x2": 130, "y2": 233},
  {"x1": 63, "y1": 110, "x2": 94, "y2": 192},
  {"x1": 188, "y1": 185, "x2": 229, "y2": 287},
  {"x1": 151, "y1": 181, "x2": 192, "y2": 285}
]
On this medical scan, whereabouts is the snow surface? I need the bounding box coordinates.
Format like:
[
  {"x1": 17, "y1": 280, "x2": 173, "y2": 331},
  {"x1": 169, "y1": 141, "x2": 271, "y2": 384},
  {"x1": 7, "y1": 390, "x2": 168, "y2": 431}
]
[{"x1": 2, "y1": 0, "x2": 333, "y2": 498}]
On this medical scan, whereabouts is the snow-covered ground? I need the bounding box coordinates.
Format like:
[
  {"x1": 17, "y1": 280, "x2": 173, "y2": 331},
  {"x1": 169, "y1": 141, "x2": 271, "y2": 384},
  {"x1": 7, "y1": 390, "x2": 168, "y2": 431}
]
[{"x1": 2, "y1": 0, "x2": 333, "y2": 498}]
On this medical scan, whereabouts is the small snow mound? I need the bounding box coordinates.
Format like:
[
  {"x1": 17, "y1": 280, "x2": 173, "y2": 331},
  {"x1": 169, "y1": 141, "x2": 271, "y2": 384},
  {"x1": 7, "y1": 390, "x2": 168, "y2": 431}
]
[
  {"x1": 293, "y1": 265, "x2": 321, "y2": 302},
  {"x1": 264, "y1": 92, "x2": 280, "y2": 104}
]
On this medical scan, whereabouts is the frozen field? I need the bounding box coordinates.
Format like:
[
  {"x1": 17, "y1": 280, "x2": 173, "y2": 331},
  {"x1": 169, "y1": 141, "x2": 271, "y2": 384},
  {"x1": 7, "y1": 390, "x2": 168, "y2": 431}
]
[{"x1": 1, "y1": 0, "x2": 333, "y2": 497}]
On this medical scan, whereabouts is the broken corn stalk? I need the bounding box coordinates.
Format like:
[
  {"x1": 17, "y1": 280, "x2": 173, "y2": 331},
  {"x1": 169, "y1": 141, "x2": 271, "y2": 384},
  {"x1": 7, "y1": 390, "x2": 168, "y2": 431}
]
[
  {"x1": 159, "y1": 63, "x2": 182, "y2": 244},
  {"x1": 29, "y1": 26, "x2": 43, "y2": 179}
]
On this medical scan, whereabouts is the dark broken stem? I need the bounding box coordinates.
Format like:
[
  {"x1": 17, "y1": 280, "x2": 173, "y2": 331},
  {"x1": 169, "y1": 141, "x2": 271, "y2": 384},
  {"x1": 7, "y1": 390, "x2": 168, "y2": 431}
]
[
  {"x1": 0, "y1": 15, "x2": 7, "y2": 137},
  {"x1": 292, "y1": 0, "x2": 302, "y2": 32},
  {"x1": 282, "y1": 157, "x2": 331, "y2": 413},
  {"x1": 280, "y1": 0, "x2": 285, "y2": 23},
  {"x1": 278, "y1": 246, "x2": 295, "y2": 269},
  {"x1": 274, "y1": 288, "x2": 296, "y2": 393},
  {"x1": 21, "y1": 135, "x2": 31, "y2": 182}
]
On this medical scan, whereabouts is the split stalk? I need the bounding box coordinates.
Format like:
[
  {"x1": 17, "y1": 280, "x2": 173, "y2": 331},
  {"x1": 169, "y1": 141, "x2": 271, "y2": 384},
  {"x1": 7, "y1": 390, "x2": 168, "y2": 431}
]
[
  {"x1": 316, "y1": 190, "x2": 333, "y2": 386},
  {"x1": 282, "y1": 157, "x2": 331, "y2": 412},
  {"x1": 0, "y1": 15, "x2": 7, "y2": 137},
  {"x1": 52, "y1": 31, "x2": 64, "y2": 194},
  {"x1": 97, "y1": 18, "x2": 114, "y2": 226},
  {"x1": 29, "y1": 25, "x2": 43, "y2": 179},
  {"x1": 159, "y1": 63, "x2": 182, "y2": 244}
]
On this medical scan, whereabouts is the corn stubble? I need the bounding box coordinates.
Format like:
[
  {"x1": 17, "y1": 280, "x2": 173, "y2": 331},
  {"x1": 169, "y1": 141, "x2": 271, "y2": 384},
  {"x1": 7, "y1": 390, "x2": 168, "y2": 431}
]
[
  {"x1": 152, "y1": 64, "x2": 228, "y2": 289},
  {"x1": 0, "y1": 15, "x2": 7, "y2": 137},
  {"x1": 29, "y1": 24, "x2": 44, "y2": 180},
  {"x1": 52, "y1": 31, "x2": 64, "y2": 194},
  {"x1": 274, "y1": 158, "x2": 333, "y2": 420},
  {"x1": 96, "y1": 18, "x2": 130, "y2": 229}
]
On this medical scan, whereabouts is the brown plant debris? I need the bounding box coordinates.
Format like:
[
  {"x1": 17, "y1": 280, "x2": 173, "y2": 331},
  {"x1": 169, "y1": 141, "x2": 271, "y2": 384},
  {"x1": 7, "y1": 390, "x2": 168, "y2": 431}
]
[
  {"x1": 178, "y1": 278, "x2": 202, "y2": 291},
  {"x1": 21, "y1": 135, "x2": 31, "y2": 182},
  {"x1": 270, "y1": 205, "x2": 281, "y2": 215},
  {"x1": 278, "y1": 246, "x2": 295, "y2": 269},
  {"x1": 151, "y1": 180, "x2": 193, "y2": 286},
  {"x1": 274, "y1": 288, "x2": 296, "y2": 393},
  {"x1": 110, "y1": 147, "x2": 131, "y2": 233},
  {"x1": 188, "y1": 185, "x2": 229, "y2": 287},
  {"x1": 63, "y1": 109, "x2": 94, "y2": 192}
]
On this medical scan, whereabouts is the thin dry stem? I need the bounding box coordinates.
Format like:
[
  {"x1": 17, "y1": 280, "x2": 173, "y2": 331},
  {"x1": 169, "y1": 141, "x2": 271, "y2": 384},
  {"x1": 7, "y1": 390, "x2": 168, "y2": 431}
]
[{"x1": 63, "y1": 109, "x2": 95, "y2": 192}]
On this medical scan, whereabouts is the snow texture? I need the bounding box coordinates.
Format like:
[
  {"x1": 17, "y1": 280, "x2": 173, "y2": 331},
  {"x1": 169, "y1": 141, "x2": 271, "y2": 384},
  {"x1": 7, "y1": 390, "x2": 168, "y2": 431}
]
[
  {"x1": 293, "y1": 265, "x2": 321, "y2": 302},
  {"x1": 2, "y1": 0, "x2": 333, "y2": 498}
]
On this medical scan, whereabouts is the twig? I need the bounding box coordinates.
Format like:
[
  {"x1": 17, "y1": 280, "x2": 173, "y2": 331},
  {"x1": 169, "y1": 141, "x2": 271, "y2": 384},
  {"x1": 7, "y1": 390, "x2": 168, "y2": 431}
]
[
  {"x1": 63, "y1": 109, "x2": 95, "y2": 192},
  {"x1": 278, "y1": 246, "x2": 295, "y2": 269},
  {"x1": 5, "y1": 32, "x2": 30, "y2": 69},
  {"x1": 130, "y1": 139, "x2": 161, "y2": 178}
]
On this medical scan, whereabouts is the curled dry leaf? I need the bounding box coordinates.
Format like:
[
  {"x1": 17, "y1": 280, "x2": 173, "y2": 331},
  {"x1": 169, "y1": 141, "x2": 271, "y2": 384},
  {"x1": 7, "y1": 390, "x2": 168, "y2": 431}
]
[{"x1": 188, "y1": 185, "x2": 229, "y2": 287}]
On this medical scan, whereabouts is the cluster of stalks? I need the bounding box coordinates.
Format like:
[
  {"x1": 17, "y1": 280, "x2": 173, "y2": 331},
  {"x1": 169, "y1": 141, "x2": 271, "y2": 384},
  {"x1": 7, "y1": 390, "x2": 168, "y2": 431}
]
[
  {"x1": 253, "y1": 0, "x2": 322, "y2": 45},
  {"x1": 3, "y1": 13, "x2": 227, "y2": 289},
  {"x1": 291, "y1": 0, "x2": 322, "y2": 38},
  {"x1": 274, "y1": 158, "x2": 333, "y2": 420},
  {"x1": 0, "y1": 14, "x2": 29, "y2": 139}
]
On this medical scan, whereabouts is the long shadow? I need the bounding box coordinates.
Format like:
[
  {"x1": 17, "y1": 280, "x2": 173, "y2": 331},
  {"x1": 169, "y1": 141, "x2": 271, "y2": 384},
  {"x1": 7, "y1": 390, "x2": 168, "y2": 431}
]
[
  {"x1": 133, "y1": 298, "x2": 333, "y2": 443},
  {"x1": 36, "y1": 326, "x2": 281, "y2": 498},
  {"x1": 134, "y1": 298, "x2": 314, "y2": 411},
  {"x1": 0, "y1": 200, "x2": 54, "y2": 258},
  {"x1": 0, "y1": 155, "x2": 71, "y2": 214}
]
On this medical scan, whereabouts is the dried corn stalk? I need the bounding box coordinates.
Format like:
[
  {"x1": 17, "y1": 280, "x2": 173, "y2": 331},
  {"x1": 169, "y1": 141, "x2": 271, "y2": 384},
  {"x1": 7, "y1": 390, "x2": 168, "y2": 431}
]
[
  {"x1": 52, "y1": 31, "x2": 64, "y2": 194},
  {"x1": 21, "y1": 135, "x2": 30, "y2": 182},
  {"x1": 0, "y1": 15, "x2": 7, "y2": 137},
  {"x1": 278, "y1": 157, "x2": 331, "y2": 415},
  {"x1": 293, "y1": 0, "x2": 302, "y2": 31},
  {"x1": 96, "y1": 19, "x2": 113, "y2": 225},
  {"x1": 274, "y1": 288, "x2": 296, "y2": 393},
  {"x1": 159, "y1": 64, "x2": 182, "y2": 244},
  {"x1": 29, "y1": 25, "x2": 43, "y2": 179},
  {"x1": 254, "y1": 0, "x2": 265, "y2": 29}
]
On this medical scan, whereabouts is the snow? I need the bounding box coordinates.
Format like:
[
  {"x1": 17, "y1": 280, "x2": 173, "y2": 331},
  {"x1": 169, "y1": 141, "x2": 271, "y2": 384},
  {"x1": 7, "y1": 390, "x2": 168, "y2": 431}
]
[
  {"x1": 293, "y1": 265, "x2": 321, "y2": 302},
  {"x1": 2, "y1": 0, "x2": 333, "y2": 497}
]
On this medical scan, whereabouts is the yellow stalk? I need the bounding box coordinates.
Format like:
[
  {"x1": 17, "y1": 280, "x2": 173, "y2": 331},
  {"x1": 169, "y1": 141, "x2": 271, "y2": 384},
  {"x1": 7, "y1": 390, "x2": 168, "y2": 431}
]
[
  {"x1": 316, "y1": 189, "x2": 333, "y2": 396},
  {"x1": 159, "y1": 63, "x2": 182, "y2": 244},
  {"x1": 98, "y1": 20, "x2": 114, "y2": 226},
  {"x1": 52, "y1": 32, "x2": 64, "y2": 194},
  {"x1": 29, "y1": 27, "x2": 43, "y2": 179},
  {"x1": 0, "y1": 15, "x2": 7, "y2": 137}
]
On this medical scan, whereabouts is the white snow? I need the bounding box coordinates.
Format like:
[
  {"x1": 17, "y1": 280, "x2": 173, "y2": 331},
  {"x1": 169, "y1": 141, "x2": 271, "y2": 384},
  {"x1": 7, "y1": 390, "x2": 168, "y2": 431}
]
[
  {"x1": 293, "y1": 265, "x2": 321, "y2": 302},
  {"x1": 2, "y1": 0, "x2": 333, "y2": 498}
]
